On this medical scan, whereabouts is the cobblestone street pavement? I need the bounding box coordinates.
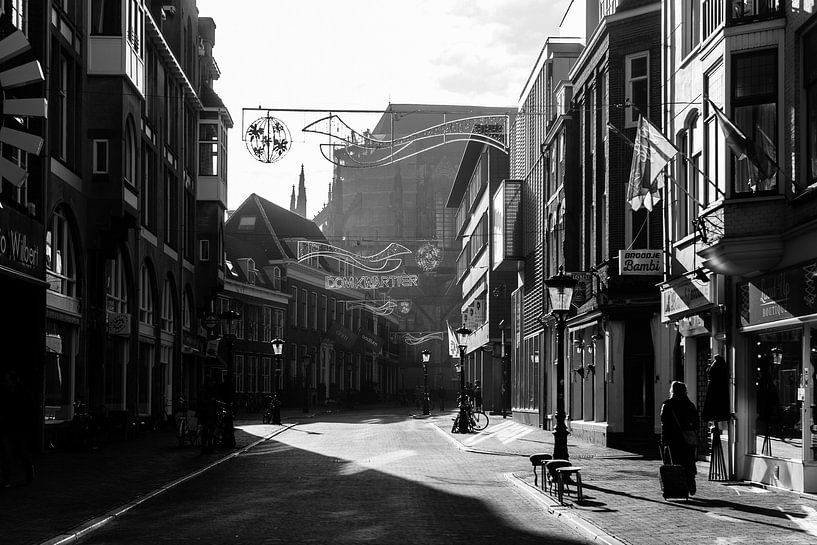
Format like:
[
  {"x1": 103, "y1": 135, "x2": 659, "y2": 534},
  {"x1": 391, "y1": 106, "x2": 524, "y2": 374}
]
[
  {"x1": 2, "y1": 406, "x2": 816, "y2": 545},
  {"x1": 428, "y1": 412, "x2": 817, "y2": 545}
]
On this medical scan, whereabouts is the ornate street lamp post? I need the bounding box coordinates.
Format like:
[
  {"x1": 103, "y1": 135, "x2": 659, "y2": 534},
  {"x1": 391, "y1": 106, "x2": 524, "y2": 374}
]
[
  {"x1": 270, "y1": 338, "x2": 284, "y2": 425},
  {"x1": 219, "y1": 309, "x2": 241, "y2": 448},
  {"x1": 543, "y1": 268, "x2": 577, "y2": 460},
  {"x1": 421, "y1": 349, "x2": 431, "y2": 415},
  {"x1": 454, "y1": 326, "x2": 472, "y2": 433}
]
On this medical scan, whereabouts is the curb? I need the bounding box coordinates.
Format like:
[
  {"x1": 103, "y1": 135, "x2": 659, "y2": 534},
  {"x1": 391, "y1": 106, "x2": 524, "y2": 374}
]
[
  {"x1": 39, "y1": 423, "x2": 297, "y2": 545},
  {"x1": 504, "y1": 473, "x2": 628, "y2": 545}
]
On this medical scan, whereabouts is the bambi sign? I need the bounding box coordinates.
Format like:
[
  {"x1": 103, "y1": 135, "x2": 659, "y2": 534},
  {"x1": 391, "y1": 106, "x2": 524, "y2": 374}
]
[{"x1": 618, "y1": 249, "x2": 663, "y2": 276}]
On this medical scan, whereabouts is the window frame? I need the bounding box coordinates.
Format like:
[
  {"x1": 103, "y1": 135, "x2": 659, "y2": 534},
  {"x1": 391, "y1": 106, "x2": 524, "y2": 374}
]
[{"x1": 625, "y1": 51, "x2": 650, "y2": 128}]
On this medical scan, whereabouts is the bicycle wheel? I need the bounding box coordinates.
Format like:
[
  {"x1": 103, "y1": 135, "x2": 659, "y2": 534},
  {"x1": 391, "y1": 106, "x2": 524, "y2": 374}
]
[
  {"x1": 472, "y1": 411, "x2": 489, "y2": 431},
  {"x1": 451, "y1": 415, "x2": 460, "y2": 433}
]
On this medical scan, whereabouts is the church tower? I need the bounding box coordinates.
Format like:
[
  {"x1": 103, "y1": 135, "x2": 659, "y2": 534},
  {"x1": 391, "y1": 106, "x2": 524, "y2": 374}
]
[
  {"x1": 296, "y1": 164, "x2": 307, "y2": 217},
  {"x1": 289, "y1": 184, "x2": 296, "y2": 212}
]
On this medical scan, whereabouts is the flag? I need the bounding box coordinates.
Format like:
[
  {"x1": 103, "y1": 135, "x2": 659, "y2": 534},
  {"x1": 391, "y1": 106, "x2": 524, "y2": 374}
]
[
  {"x1": 709, "y1": 99, "x2": 751, "y2": 160},
  {"x1": 627, "y1": 116, "x2": 678, "y2": 211},
  {"x1": 446, "y1": 320, "x2": 460, "y2": 359}
]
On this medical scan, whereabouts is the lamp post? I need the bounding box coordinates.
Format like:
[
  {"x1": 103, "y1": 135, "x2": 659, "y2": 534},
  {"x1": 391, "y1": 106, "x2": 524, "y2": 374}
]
[
  {"x1": 543, "y1": 268, "x2": 577, "y2": 460},
  {"x1": 270, "y1": 338, "x2": 284, "y2": 425},
  {"x1": 454, "y1": 326, "x2": 472, "y2": 433},
  {"x1": 219, "y1": 309, "x2": 241, "y2": 448},
  {"x1": 421, "y1": 349, "x2": 431, "y2": 415}
]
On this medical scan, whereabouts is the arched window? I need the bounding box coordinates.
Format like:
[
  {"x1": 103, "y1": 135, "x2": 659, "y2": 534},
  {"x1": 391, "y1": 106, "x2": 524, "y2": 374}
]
[
  {"x1": 46, "y1": 208, "x2": 78, "y2": 297},
  {"x1": 106, "y1": 248, "x2": 129, "y2": 313},
  {"x1": 139, "y1": 263, "x2": 154, "y2": 324},
  {"x1": 161, "y1": 277, "x2": 175, "y2": 333},
  {"x1": 272, "y1": 266, "x2": 281, "y2": 290},
  {"x1": 124, "y1": 117, "x2": 137, "y2": 185},
  {"x1": 182, "y1": 286, "x2": 193, "y2": 331}
]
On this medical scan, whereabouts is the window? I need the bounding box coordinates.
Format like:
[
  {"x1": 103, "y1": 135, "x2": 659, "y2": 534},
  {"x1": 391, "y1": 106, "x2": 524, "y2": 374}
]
[
  {"x1": 732, "y1": 49, "x2": 778, "y2": 195},
  {"x1": 141, "y1": 143, "x2": 156, "y2": 229},
  {"x1": 237, "y1": 216, "x2": 256, "y2": 230},
  {"x1": 274, "y1": 309, "x2": 284, "y2": 338},
  {"x1": 682, "y1": 0, "x2": 701, "y2": 57},
  {"x1": 106, "y1": 248, "x2": 129, "y2": 313},
  {"x1": 301, "y1": 288, "x2": 308, "y2": 328},
  {"x1": 93, "y1": 140, "x2": 108, "y2": 174},
  {"x1": 310, "y1": 292, "x2": 318, "y2": 330},
  {"x1": 46, "y1": 208, "x2": 77, "y2": 297},
  {"x1": 290, "y1": 286, "x2": 298, "y2": 326},
  {"x1": 262, "y1": 306, "x2": 272, "y2": 342},
  {"x1": 52, "y1": 52, "x2": 74, "y2": 162},
  {"x1": 91, "y1": 0, "x2": 120, "y2": 35},
  {"x1": 272, "y1": 266, "x2": 281, "y2": 290},
  {"x1": 182, "y1": 288, "x2": 192, "y2": 331},
  {"x1": 234, "y1": 354, "x2": 244, "y2": 393},
  {"x1": 806, "y1": 27, "x2": 817, "y2": 188},
  {"x1": 261, "y1": 357, "x2": 272, "y2": 393},
  {"x1": 198, "y1": 123, "x2": 218, "y2": 176},
  {"x1": 161, "y1": 278, "x2": 174, "y2": 333},
  {"x1": 321, "y1": 295, "x2": 327, "y2": 331},
  {"x1": 625, "y1": 52, "x2": 649, "y2": 127},
  {"x1": 139, "y1": 264, "x2": 154, "y2": 325},
  {"x1": 124, "y1": 119, "x2": 136, "y2": 185},
  {"x1": 11, "y1": 0, "x2": 28, "y2": 35},
  {"x1": 199, "y1": 240, "x2": 210, "y2": 261},
  {"x1": 164, "y1": 169, "x2": 177, "y2": 245},
  {"x1": 126, "y1": 0, "x2": 143, "y2": 53},
  {"x1": 246, "y1": 355, "x2": 258, "y2": 393}
]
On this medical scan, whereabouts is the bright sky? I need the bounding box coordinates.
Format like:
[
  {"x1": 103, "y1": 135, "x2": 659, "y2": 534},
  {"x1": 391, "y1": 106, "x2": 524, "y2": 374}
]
[{"x1": 195, "y1": 0, "x2": 569, "y2": 218}]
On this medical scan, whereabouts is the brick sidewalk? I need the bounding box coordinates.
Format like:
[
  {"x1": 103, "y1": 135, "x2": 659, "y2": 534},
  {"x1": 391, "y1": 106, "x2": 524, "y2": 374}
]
[{"x1": 428, "y1": 413, "x2": 817, "y2": 545}]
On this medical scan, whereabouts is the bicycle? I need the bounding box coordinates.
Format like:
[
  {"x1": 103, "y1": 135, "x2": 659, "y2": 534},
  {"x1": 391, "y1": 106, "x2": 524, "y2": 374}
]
[
  {"x1": 450, "y1": 396, "x2": 489, "y2": 433},
  {"x1": 174, "y1": 397, "x2": 199, "y2": 447}
]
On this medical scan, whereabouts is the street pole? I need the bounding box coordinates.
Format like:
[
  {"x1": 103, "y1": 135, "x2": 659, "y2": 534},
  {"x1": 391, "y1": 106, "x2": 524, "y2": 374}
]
[
  {"x1": 421, "y1": 349, "x2": 430, "y2": 415},
  {"x1": 270, "y1": 338, "x2": 284, "y2": 426},
  {"x1": 553, "y1": 313, "x2": 569, "y2": 460},
  {"x1": 454, "y1": 326, "x2": 472, "y2": 433},
  {"x1": 219, "y1": 310, "x2": 240, "y2": 449}
]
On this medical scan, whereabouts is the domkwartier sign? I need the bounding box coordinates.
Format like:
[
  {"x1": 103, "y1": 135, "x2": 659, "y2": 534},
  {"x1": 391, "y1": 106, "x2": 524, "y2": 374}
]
[{"x1": 297, "y1": 240, "x2": 420, "y2": 289}]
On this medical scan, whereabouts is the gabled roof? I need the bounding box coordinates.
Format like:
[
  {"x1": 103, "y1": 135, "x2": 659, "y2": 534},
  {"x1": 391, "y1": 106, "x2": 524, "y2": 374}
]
[{"x1": 225, "y1": 193, "x2": 331, "y2": 270}]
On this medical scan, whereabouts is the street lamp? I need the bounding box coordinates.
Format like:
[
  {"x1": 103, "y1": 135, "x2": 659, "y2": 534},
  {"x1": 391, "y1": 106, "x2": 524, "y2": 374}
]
[
  {"x1": 421, "y1": 349, "x2": 431, "y2": 415},
  {"x1": 270, "y1": 338, "x2": 284, "y2": 425},
  {"x1": 543, "y1": 267, "x2": 577, "y2": 460},
  {"x1": 454, "y1": 325, "x2": 472, "y2": 433},
  {"x1": 219, "y1": 309, "x2": 241, "y2": 448}
]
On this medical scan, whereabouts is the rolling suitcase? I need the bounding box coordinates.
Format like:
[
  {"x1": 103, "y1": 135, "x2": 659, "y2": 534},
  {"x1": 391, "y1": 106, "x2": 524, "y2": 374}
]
[{"x1": 659, "y1": 446, "x2": 689, "y2": 500}]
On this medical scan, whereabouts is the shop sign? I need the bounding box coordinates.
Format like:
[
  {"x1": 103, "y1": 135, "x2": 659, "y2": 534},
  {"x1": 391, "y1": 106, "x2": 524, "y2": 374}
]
[
  {"x1": 462, "y1": 299, "x2": 485, "y2": 331},
  {"x1": 329, "y1": 322, "x2": 358, "y2": 349},
  {"x1": 660, "y1": 276, "x2": 713, "y2": 322},
  {"x1": 619, "y1": 249, "x2": 663, "y2": 276},
  {"x1": 106, "y1": 312, "x2": 131, "y2": 336},
  {"x1": 205, "y1": 339, "x2": 220, "y2": 358},
  {"x1": 0, "y1": 208, "x2": 44, "y2": 279},
  {"x1": 358, "y1": 329, "x2": 384, "y2": 352},
  {"x1": 738, "y1": 258, "x2": 817, "y2": 328},
  {"x1": 677, "y1": 315, "x2": 708, "y2": 337}
]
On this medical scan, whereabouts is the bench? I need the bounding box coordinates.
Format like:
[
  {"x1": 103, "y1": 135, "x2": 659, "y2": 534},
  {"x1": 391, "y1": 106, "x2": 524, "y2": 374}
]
[
  {"x1": 529, "y1": 453, "x2": 552, "y2": 489},
  {"x1": 554, "y1": 466, "x2": 583, "y2": 503}
]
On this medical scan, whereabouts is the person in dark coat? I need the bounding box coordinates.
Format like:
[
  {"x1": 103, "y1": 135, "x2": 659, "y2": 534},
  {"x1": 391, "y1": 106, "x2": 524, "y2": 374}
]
[
  {"x1": 1, "y1": 371, "x2": 36, "y2": 487},
  {"x1": 660, "y1": 381, "x2": 699, "y2": 495},
  {"x1": 702, "y1": 355, "x2": 731, "y2": 423}
]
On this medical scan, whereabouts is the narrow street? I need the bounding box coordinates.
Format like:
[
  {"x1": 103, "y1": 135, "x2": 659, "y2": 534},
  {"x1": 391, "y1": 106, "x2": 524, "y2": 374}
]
[{"x1": 76, "y1": 408, "x2": 592, "y2": 544}]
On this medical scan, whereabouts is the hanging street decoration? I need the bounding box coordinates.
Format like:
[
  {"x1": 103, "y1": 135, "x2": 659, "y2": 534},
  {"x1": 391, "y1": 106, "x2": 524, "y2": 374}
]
[
  {"x1": 0, "y1": 30, "x2": 47, "y2": 186},
  {"x1": 244, "y1": 113, "x2": 291, "y2": 163},
  {"x1": 403, "y1": 332, "x2": 445, "y2": 345},
  {"x1": 302, "y1": 114, "x2": 508, "y2": 168},
  {"x1": 416, "y1": 242, "x2": 441, "y2": 272}
]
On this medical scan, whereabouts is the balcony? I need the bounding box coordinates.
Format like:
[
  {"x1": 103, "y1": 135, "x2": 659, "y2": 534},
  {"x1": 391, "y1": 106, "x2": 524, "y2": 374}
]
[
  {"x1": 727, "y1": 0, "x2": 783, "y2": 26},
  {"x1": 695, "y1": 197, "x2": 785, "y2": 277}
]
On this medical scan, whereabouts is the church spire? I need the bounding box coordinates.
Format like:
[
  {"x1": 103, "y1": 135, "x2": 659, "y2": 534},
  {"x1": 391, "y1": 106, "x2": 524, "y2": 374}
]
[
  {"x1": 290, "y1": 184, "x2": 296, "y2": 212},
  {"x1": 296, "y1": 164, "x2": 307, "y2": 217}
]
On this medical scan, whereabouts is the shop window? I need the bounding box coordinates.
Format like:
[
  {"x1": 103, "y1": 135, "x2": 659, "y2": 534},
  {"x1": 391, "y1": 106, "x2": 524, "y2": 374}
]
[
  {"x1": 262, "y1": 357, "x2": 272, "y2": 393},
  {"x1": 805, "y1": 27, "x2": 817, "y2": 189},
  {"x1": 139, "y1": 264, "x2": 155, "y2": 325},
  {"x1": 46, "y1": 208, "x2": 78, "y2": 297},
  {"x1": 751, "y1": 329, "x2": 803, "y2": 461},
  {"x1": 161, "y1": 278, "x2": 174, "y2": 333},
  {"x1": 106, "y1": 248, "x2": 129, "y2": 314}
]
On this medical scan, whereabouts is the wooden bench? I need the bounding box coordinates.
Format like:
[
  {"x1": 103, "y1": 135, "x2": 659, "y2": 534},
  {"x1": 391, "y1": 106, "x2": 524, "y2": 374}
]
[{"x1": 555, "y1": 466, "x2": 583, "y2": 503}]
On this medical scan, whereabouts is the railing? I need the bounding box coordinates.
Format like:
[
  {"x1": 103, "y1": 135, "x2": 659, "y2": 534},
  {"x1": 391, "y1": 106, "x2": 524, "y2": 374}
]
[
  {"x1": 703, "y1": 0, "x2": 725, "y2": 40},
  {"x1": 727, "y1": 0, "x2": 783, "y2": 25}
]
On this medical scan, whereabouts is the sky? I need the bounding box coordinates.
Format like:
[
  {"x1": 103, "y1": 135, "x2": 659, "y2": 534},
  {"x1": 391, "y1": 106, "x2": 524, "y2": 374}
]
[{"x1": 195, "y1": 0, "x2": 570, "y2": 218}]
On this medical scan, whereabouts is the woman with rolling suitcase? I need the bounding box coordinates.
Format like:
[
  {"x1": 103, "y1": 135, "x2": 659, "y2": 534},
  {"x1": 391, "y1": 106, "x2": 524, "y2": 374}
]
[{"x1": 660, "y1": 381, "x2": 700, "y2": 497}]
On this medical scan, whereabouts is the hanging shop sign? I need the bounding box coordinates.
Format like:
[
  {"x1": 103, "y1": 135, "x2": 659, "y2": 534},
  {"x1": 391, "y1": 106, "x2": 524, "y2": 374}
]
[
  {"x1": 0, "y1": 208, "x2": 44, "y2": 279},
  {"x1": 328, "y1": 322, "x2": 358, "y2": 349},
  {"x1": 618, "y1": 249, "x2": 663, "y2": 276},
  {"x1": 738, "y1": 258, "x2": 817, "y2": 328},
  {"x1": 358, "y1": 330, "x2": 384, "y2": 353},
  {"x1": 106, "y1": 312, "x2": 131, "y2": 337},
  {"x1": 660, "y1": 275, "x2": 714, "y2": 323},
  {"x1": 462, "y1": 299, "x2": 485, "y2": 331}
]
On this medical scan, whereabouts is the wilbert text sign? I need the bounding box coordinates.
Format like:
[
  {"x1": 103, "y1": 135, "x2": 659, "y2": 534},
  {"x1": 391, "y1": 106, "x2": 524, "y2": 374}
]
[{"x1": 618, "y1": 249, "x2": 663, "y2": 276}]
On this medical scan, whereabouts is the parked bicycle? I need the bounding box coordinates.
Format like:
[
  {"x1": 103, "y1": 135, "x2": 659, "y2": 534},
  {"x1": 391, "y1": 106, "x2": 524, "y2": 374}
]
[
  {"x1": 451, "y1": 395, "x2": 489, "y2": 433},
  {"x1": 262, "y1": 394, "x2": 281, "y2": 424},
  {"x1": 174, "y1": 396, "x2": 199, "y2": 447}
]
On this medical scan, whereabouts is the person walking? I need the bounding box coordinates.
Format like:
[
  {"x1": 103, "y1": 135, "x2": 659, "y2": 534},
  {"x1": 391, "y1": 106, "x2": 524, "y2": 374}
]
[
  {"x1": 660, "y1": 381, "x2": 700, "y2": 495},
  {"x1": 196, "y1": 376, "x2": 217, "y2": 454},
  {"x1": 0, "y1": 371, "x2": 36, "y2": 488}
]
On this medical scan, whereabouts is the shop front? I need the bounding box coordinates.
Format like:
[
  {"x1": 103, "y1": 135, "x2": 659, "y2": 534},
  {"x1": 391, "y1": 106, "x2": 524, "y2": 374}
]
[{"x1": 735, "y1": 259, "x2": 817, "y2": 492}]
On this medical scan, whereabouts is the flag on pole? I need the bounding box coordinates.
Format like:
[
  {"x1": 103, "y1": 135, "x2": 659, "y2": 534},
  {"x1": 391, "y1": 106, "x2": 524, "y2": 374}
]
[
  {"x1": 446, "y1": 320, "x2": 460, "y2": 359},
  {"x1": 627, "y1": 116, "x2": 678, "y2": 211},
  {"x1": 709, "y1": 99, "x2": 751, "y2": 161}
]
